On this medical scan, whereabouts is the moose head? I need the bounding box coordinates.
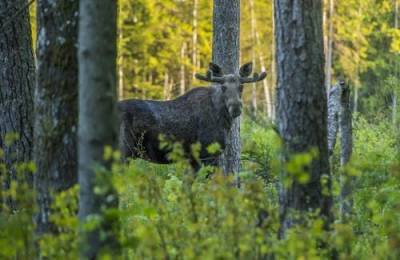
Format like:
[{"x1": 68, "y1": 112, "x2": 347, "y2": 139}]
[{"x1": 195, "y1": 62, "x2": 267, "y2": 118}]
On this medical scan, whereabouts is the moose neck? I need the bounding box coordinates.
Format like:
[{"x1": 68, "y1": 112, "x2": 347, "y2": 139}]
[{"x1": 210, "y1": 85, "x2": 234, "y2": 129}]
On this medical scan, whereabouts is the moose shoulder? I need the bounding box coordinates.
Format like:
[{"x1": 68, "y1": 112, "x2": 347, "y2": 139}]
[{"x1": 118, "y1": 62, "x2": 266, "y2": 170}]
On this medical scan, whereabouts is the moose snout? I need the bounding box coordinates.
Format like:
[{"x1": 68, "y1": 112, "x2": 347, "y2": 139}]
[{"x1": 228, "y1": 102, "x2": 242, "y2": 118}]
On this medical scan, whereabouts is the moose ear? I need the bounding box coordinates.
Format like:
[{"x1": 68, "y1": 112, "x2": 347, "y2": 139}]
[
  {"x1": 209, "y1": 63, "x2": 223, "y2": 76},
  {"x1": 239, "y1": 62, "x2": 253, "y2": 77}
]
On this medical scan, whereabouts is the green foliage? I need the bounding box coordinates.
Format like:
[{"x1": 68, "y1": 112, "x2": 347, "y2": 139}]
[
  {"x1": 17, "y1": 1, "x2": 400, "y2": 257},
  {"x1": 0, "y1": 140, "x2": 36, "y2": 258},
  {"x1": 0, "y1": 116, "x2": 399, "y2": 259},
  {"x1": 39, "y1": 186, "x2": 79, "y2": 259},
  {"x1": 117, "y1": 163, "x2": 278, "y2": 259},
  {"x1": 118, "y1": 0, "x2": 212, "y2": 99},
  {"x1": 241, "y1": 118, "x2": 280, "y2": 183}
]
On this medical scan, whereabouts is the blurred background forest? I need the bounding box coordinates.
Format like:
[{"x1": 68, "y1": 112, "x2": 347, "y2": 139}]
[
  {"x1": 114, "y1": 0, "x2": 400, "y2": 123},
  {"x1": 30, "y1": 0, "x2": 400, "y2": 122}
]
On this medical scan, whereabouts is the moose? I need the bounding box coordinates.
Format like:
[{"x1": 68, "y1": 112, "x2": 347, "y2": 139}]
[{"x1": 118, "y1": 62, "x2": 266, "y2": 170}]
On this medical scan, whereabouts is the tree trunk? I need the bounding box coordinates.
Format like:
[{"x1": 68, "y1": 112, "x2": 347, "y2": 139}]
[
  {"x1": 393, "y1": 0, "x2": 398, "y2": 128},
  {"x1": 164, "y1": 72, "x2": 170, "y2": 99},
  {"x1": 118, "y1": 64, "x2": 124, "y2": 100},
  {"x1": 325, "y1": 0, "x2": 334, "y2": 91},
  {"x1": 323, "y1": 0, "x2": 328, "y2": 63},
  {"x1": 34, "y1": 0, "x2": 78, "y2": 235},
  {"x1": 169, "y1": 79, "x2": 175, "y2": 99},
  {"x1": 274, "y1": 0, "x2": 332, "y2": 234},
  {"x1": 254, "y1": 23, "x2": 273, "y2": 119},
  {"x1": 339, "y1": 84, "x2": 353, "y2": 220},
  {"x1": 0, "y1": 0, "x2": 35, "y2": 210},
  {"x1": 327, "y1": 85, "x2": 340, "y2": 155},
  {"x1": 250, "y1": 0, "x2": 257, "y2": 116},
  {"x1": 212, "y1": 0, "x2": 241, "y2": 177},
  {"x1": 260, "y1": 62, "x2": 272, "y2": 118},
  {"x1": 78, "y1": 0, "x2": 120, "y2": 258},
  {"x1": 192, "y1": 0, "x2": 198, "y2": 80},
  {"x1": 353, "y1": 86, "x2": 358, "y2": 113},
  {"x1": 118, "y1": 29, "x2": 124, "y2": 100},
  {"x1": 180, "y1": 42, "x2": 186, "y2": 95},
  {"x1": 270, "y1": 1, "x2": 277, "y2": 121}
]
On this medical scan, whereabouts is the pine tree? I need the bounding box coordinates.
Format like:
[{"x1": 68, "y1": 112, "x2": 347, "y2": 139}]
[
  {"x1": 274, "y1": 0, "x2": 332, "y2": 234},
  {"x1": 212, "y1": 0, "x2": 241, "y2": 176},
  {"x1": 0, "y1": 0, "x2": 35, "y2": 210}
]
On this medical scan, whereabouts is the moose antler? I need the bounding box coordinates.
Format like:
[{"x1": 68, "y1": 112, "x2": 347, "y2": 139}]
[
  {"x1": 196, "y1": 62, "x2": 267, "y2": 84},
  {"x1": 240, "y1": 71, "x2": 267, "y2": 84},
  {"x1": 195, "y1": 69, "x2": 225, "y2": 84}
]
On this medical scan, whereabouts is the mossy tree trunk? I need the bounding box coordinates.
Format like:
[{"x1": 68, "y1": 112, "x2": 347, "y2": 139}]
[{"x1": 34, "y1": 0, "x2": 79, "y2": 235}]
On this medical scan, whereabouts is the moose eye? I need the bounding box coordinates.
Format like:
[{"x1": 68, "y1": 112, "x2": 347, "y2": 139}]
[{"x1": 221, "y1": 85, "x2": 227, "y2": 92}]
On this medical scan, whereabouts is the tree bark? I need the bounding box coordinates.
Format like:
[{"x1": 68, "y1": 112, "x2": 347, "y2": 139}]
[
  {"x1": 78, "y1": 0, "x2": 119, "y2": 258},
  {"x1": 0, "y1": 0, "x2": 35, "y2": 210},
  {"x1": 270, "y1": 1, "x2": 277, "y2": 121},
  {"x1": 180, "y1": 42, "x2": 186, "y2": 95},
  {"x1": 212, "y1": 0, "x2": 241, "y2": 177},
  {"x1": 250, "y1": 0, "x2": 257, "y2": 116},
  {"x1": 118, "y1": 28, "x2": 124, "y2": 100},
  {"x1": 327, "y1": 85, "x2": 340, "y2": 155},
  {"x1": 339, "y1": 84, "x2": 353, "y2": 219},
  {"x1": 192, "y1": 0, "x2": 198, "y2": 80},
  {"x1": 34, "y1": 0, "x2": 79, "y2": 235},
  {"x1": 274, "y1": 0, "x2": 332, "y2": 234},
  {"x1": 164, "y1": 72, "x2": 170, "y2": 99},
  {"x1": 325, "y1": 0, "x2": 334, "y2": 91},
  {"x1": 253, "y1": 11, "x2": 273, "y2": 119},
  {"x1": 353, "y1": 86, "x2": 358, "y2": 113},
  {"x1": 393, "y1": 0, "x2": 398, "y2": 128}
]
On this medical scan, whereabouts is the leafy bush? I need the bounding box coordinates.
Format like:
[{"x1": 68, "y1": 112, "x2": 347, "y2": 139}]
[{"x1": 0, "y1": 115, "x2": 399, "y2": 259}]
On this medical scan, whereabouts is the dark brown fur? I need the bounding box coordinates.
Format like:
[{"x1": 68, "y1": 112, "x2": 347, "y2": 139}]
[
  {"x1": 118, "y1": 86, "x2": 231, "y2": 169},
  {"x1": 118, "y1": 62, "x2": 266, "y2": 170}
]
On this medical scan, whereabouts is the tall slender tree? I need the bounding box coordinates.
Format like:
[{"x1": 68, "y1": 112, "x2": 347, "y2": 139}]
[
  {"x1": 212, "y1": 0, "x2": 241, "y2": 176},
  {"x1": 0, "y1": 0, "x2": 35, "y2": 210},
  {"x1": 34, "y1": 0, "x2": 79, "y2": 234},
  {"x1": 270, "y1": 1, "x2": 277, "y2": 120},
  {"x1": 192, "y1": 0, "x2": 199, "y2": 79},
  {"x1": 78, "y1": 0, "x2": 119, "y2": 257},
  {"x1": 180, "y1": 42, "x2": 187, "y2": 95},
  {"x1": 325, "y1": 0, "x2": 335, "y2": 90},
  {"x1": 274, "y1": 0, "x2": 332, "y2": 234},
  {"x1": 250, "y1": 0, "x2": 257, "y2": 115},
  {"x1": 339, "y1": 83, "x2": 353, "y2": 219},
  {"x1": 393, "y1": 0, "x2": 398, "y2": 128}
]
